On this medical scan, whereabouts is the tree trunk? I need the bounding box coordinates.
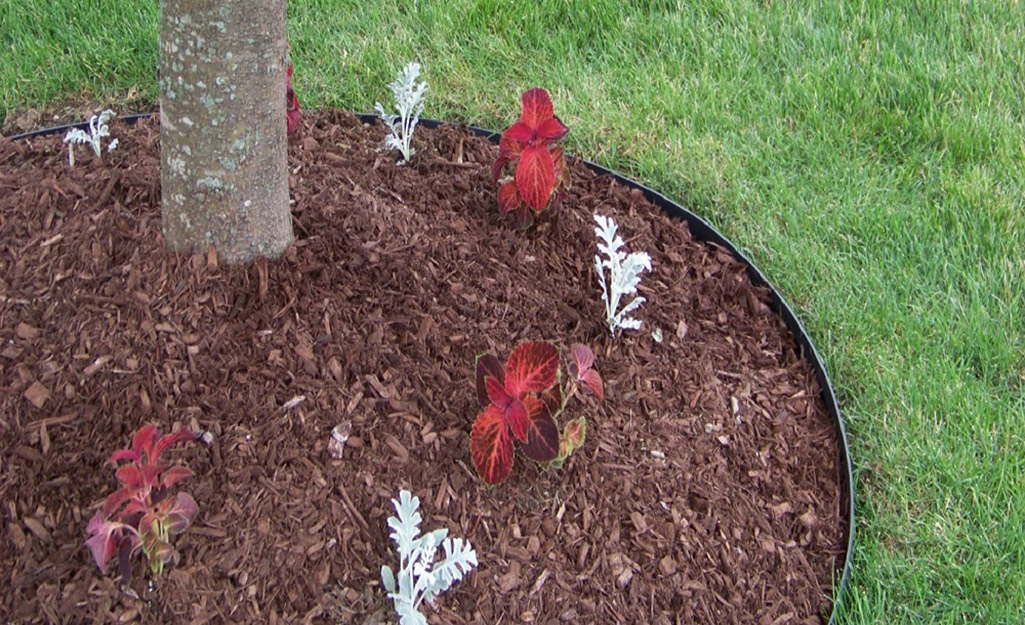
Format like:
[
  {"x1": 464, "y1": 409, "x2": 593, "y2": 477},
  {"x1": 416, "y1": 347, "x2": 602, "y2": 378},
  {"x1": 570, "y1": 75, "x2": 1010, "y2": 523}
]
[{"x1": 158, "y1": 0, "x2": 293, "y2": 264}]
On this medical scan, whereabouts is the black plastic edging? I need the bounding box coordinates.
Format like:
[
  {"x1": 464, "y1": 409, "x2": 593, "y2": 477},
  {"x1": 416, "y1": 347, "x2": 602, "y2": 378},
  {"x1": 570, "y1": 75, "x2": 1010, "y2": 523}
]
[
  {"x1": 8, "y1": 112, "x2": 154, "y2": 141},
  {"x1": 13, "y1": 111, "x2": 854, "y2": 623}
]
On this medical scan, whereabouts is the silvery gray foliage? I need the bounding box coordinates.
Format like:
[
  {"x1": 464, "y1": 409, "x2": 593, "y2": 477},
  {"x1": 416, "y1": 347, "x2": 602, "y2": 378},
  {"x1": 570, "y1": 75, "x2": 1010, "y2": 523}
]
[
  {"x1": 63, "y1": 109, "x2": 119, "y2": 167},
  {"x1": 594, "y1": 213, "x2": 652, "y2": 334},
  {"x1": 380, "y1": 490, "x2": 477, "y2": 625},
  {"x1": 375, "y1": 62, "x2": 427, "y2": 163}
]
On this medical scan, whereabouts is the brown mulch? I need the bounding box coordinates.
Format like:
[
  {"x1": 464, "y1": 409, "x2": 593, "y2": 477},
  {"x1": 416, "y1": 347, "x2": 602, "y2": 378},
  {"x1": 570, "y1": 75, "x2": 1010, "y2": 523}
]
[{"x1": 0, "y1": 111, "x2": 846, "y2": 625}]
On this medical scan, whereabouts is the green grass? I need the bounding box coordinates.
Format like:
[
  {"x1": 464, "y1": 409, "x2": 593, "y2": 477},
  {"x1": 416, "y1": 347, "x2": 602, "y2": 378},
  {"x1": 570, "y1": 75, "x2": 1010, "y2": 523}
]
[{"x1": 3, "y1": 1, "x2": 1023, "y2": 622}]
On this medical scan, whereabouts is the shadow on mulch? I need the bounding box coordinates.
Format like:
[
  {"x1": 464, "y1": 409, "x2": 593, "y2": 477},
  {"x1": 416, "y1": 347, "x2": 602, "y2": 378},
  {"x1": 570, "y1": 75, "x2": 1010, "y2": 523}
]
[{"x1": 1, "y1": 111, "x2": 845, "y2": 625}]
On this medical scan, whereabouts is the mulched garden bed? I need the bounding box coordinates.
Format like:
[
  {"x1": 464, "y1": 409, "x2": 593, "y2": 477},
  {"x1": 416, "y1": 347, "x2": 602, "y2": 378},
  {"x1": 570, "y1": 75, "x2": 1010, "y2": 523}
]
[{"x1": 1, "y1": 111, "x2": 845, "y2": 625}]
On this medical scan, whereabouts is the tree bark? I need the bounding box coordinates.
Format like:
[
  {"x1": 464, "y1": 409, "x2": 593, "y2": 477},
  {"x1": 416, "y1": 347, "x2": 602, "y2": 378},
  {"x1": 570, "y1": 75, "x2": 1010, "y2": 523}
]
[{"x1": 159, "y1": 0, "x2": 293, "y2": 264}]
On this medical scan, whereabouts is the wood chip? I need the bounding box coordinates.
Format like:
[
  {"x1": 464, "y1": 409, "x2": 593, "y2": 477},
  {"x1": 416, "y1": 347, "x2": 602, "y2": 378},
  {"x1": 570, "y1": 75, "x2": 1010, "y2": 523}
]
[
  {"x1": 659, "y1": 555, "x2": 678, "y2": 575},
  {"x1": 24, "y1": 381, "x2": 50, "y2": 408},
  {"x1": 497, "y1": 562, "x2": 522, "y2": 593},
  {"x1": 16, "y1": 322, "x2": 40, "y2": 340},
  {"x1": 384, "y1": 435, "x2": 408, "y2": 464},
  {"x1": 39, "y1": 422, "x2": 50, "y2": 455},
  {"x1": 23, "y1": 517, "x2": 51, "y2": 542},
  {"x1": 84, "y1": 355, "x2": 112, "y2": 376},
  {"x1": 8, "y1": 522, "x2": 27, "y2": 550}
]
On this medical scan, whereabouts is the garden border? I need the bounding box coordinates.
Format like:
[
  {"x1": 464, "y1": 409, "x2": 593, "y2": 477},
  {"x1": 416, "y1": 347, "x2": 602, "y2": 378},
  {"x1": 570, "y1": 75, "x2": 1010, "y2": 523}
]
[{"x1": 11, "y1": 112, "x2": 855, "y2": 623}]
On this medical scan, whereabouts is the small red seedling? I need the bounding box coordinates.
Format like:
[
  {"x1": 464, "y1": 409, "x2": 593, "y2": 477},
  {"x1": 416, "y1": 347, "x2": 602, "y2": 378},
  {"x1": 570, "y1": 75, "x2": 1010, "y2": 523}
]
[
  {"x1": 492, "y1": 88, "x2": 570, "y2": 227},
  {"x1": 286, "y1": 63, "x2": 301, "y2": 135},
  {"x1": 471, "y1": 341, "x2": 603, "y2": 485},
  {"x1": 85, "y1": 425, "x2": 200, "y2": 583}
]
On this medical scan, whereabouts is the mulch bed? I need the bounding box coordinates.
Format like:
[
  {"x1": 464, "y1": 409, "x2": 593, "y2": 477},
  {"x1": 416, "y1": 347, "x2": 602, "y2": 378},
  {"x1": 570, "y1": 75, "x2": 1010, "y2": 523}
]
[{"x1": 1, "y1": 111, "x2": 846, "y2": 625}]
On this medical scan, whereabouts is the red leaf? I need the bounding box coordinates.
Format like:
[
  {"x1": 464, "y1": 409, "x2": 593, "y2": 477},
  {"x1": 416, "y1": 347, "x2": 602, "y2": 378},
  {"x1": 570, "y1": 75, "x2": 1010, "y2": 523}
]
[
  {"x1": 492, "y1": 134, "x2": 524, "y2": 183},
  {"x1": 498, "y1": 132, "x2": 524, "y2": 158},
  {"x1": 131, "y1": 425, "x2": 160, "y2": 462},
  {"x1": 161, "y1": 466, "x2": 193, "y2": 489},
  {"x1": 475, "y1": 354, "x2": 505, "y2": 407},
  {"x1": 541, "y1": 383, "x2": 564, "y2": 416},
  {"x1": 519, "y1": 397, "x2": 559, "y2": 462},
  {"x1": 141, "y1": 463, "x2": 164, "y2": 489},
  {"x1": 85, "y1": 513, "x2": 131, "y2": 572},
  {"x1": 486, "y1": 376, "x2": 528, "y2": 443},
  {"x1": 167, "y1": 493, "x2": 198, "y2": 534},
  {"x1": 492, "y1": 88, "x2": 568, "y2": 226},
  {"x1": 122, "y1": 499, "x2": 149, "y2": 519},
  {"x1": 108, "y1": 449, "x2": 140, "y2": 465},
  {"x1": 562, "y1": 416, "x2": 587, "y2": 450},
  {"x1": 505, "y1": 398, "x2": 530, "y2": 443},
  {"x1": 516, "y1": 146, "x2": 557, "y2": 211},
  {"x1": 580, "y1": 369, "x2": 604, "y2": 401},
  {"x1": 510, "y1": 203, "x2": 536, "y2": 229},
  {"x1": 102, "y1": 488, "x2": 131, "y2": 517},
  {"x1": 152, "y1": 429, "x2": 197, "y2": 461},
  {"x1": 286, "y1": 63, "x2": 301, "y2": 136},
  {"x1": 570, "y1": 344, "x2": 595, "y2": 375},
  {"x1": 471, "y1": 405, "x2": 514, "y2": 484},
  {"x1": 498, "y1": 180, "x2": 524, "y2": 217},
  {"x1": 287, "y1": 107, "x2": 301, "y2": 135},
  {"x1": 570, "y1": 344, "x2": 603, "y2": 400},
  {"x1": 115, "y1": 464, "x2": 144, "y2": 490},
  {"x1": 117, "y1": 534, "x2": 138, "y2": 582},
  {"x1": 535, "y1": 116, "x2": 569, "y2": 143},
  {"x1": 551, "y1": 145, "x2": 568, "y2": 184},
  {"x1": 494, "y1": 131, "x2": 524, "y2": 180},
  {"x1": 485, "y1": 375, "x2": 511, "y2": 407},
  {"x1": 491, "y1": 154, "x2": 509, "y2": 184},
  {"x1": 520, "y1": 88, "x2": 555, "y2": 130},
  {"x1": 504, "y1": 341, "x2": 559, "y2": 397},
  {"x1": 503, "y1": 120, "x2": 534, "y2": 145}
]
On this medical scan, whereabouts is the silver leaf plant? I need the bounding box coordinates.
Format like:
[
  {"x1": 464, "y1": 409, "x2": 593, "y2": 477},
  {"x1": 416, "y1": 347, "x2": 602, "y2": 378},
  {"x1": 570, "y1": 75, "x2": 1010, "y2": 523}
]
[
  {"x1": 380, "y1": 490, "x2": 477, "y2": 625},
  {"x1": 63, "y1": 109, "x2": 119, "y2": 167},
  {"x1": 375, "y1": 62, "x2": 427, "y2": 163},
  {"x1": 594, "y1": 213, "x2": 652, "y2": 334}
]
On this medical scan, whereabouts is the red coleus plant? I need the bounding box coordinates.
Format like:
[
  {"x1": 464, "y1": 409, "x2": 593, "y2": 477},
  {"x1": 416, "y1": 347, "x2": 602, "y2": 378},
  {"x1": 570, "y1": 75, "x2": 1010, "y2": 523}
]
[
  {"x1": 491, "y1": 88, "x2": 570, "y2": 227},
  {"x1": 471, "y1": 341, "x2": 603, "y2": 485},
  {"x1": 286, "y1": 63, "x2": 301, "y2": 135},
  {"x1": 85, "y1": 425, "x2": 200, "y2": 583}
]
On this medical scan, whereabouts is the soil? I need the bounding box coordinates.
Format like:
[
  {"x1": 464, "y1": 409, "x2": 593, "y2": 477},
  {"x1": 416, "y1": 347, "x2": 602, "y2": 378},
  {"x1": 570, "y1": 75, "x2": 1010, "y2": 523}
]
[{"x1": 1, "y1": 111, "x2": 846, "y2": 625}]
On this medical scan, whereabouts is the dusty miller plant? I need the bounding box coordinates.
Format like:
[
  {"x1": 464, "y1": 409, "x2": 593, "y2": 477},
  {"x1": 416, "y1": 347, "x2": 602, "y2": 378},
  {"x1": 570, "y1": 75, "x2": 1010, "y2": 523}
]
[
  {"x1": 63, "y1": 110, "x2": 119, "y2": 167},
  {"x1": 594, "y1": 213, "x2": 652, "y2": 334},
  {"x1": 375, "y1": 62, "x2": 427, "y2": 163},
  {"x1": 380, "y1": 490, "x2": 477, "y2": 625}
]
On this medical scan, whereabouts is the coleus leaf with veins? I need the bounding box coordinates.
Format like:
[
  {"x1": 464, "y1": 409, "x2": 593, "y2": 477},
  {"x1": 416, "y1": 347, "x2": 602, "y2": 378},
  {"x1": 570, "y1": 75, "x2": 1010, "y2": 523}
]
[
  {"x1": 570, "y1": 343, "x2": 604, "y2": 401},
  {"x1": 520, "y1": 395, "x2": 560, "y2": 461},
  {"x1": 551, "y1": 416, "x2": 587, "y2": 470},
  {"x1": 470, "y1": 341, "x2": 602, "y2": 485},
  {"x1": 470, "y1": 404, "x2": 515, "y2": 485},
  {"x1": 85, "y1": 425, "x2": 200, "y2": 583},
  {"x1": 472, "y1": 342, "x2": 559, "y2": 484},
  {"x1": 492, "y1": 88, "x2": 570, "y2": 227}
]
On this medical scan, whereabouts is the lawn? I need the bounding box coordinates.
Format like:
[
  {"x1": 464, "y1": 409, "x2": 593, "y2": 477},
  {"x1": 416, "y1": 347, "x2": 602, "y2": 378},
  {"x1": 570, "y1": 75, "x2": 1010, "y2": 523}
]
[{"x1": 2, "y1": 1, "x2": 1022, "y2": 623}]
